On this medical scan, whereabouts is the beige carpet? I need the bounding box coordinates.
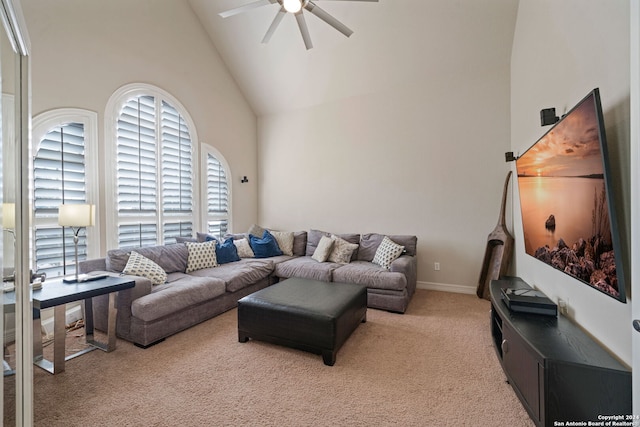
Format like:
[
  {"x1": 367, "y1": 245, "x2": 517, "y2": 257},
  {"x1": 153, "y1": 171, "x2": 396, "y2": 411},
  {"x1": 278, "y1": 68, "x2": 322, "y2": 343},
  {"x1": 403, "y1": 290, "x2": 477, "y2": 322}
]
[{"x1": 5, "y1": 289, "x2": 534, "y2": 426}]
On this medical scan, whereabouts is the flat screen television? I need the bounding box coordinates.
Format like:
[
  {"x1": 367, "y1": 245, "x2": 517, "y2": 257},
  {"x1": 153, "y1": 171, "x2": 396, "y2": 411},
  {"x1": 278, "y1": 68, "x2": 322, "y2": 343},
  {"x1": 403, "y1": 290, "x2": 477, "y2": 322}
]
[{"x1": 515, "y1": 88, "x2": 627, "y2": 303}]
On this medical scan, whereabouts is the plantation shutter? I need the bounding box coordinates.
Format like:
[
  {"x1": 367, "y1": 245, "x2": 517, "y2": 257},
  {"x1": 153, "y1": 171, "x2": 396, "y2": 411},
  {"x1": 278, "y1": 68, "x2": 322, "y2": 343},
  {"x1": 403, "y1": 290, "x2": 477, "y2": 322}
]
[
  {"x1": 33, "y1": 123, "x2": 87, "y2": 278},
  {"x1": 115, "y1": 95, "x2": 194, "y2": 247},
  {"x1": 206, "y1": 152, "x2": 229, "y2": 237},
  {"x1": 117, "y1": 96, "x2": 157, "y2": 214},
  {"x1": 161, "y1": 101, "x2": 194, "y2": 244},
  {"x1": 161, "y1": 101, "x2": 193, "y2": 213},
  {"x1": 117, "y1": 223, "x2": 158, "y2": 249}
]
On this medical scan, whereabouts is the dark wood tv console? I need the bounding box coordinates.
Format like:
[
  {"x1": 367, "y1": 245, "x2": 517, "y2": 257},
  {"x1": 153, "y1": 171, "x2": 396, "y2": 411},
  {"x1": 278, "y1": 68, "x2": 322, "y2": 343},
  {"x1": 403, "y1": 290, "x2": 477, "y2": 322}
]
[{"x1": 490, "y1": 277, "x2": 631, "y2": 427}]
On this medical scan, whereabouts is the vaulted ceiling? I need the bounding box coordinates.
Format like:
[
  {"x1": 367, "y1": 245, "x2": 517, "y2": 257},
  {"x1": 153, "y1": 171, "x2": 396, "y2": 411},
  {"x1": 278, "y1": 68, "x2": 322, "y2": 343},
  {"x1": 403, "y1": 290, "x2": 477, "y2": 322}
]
[{"x1": 188, "y1": 0, "x2": 519, "y2": 116}]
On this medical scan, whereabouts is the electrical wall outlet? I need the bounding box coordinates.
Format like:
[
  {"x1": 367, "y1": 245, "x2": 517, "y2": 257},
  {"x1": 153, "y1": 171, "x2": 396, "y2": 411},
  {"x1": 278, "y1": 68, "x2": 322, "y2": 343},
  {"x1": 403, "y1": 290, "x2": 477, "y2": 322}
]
[
  {"x1": 434, "y1": 262, "x2": 440, "y2": 271},
  {"x1": 558, "y1": 298, "x2": 568, "y2": 316}
]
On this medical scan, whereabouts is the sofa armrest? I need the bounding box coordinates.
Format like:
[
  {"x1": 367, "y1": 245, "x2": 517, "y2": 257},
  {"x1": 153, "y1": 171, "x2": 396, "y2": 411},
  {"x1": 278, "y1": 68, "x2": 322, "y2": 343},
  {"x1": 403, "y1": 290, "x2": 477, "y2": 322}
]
[
  {"x1": 117, "y1": 274, "x2": 153, "y2": 301},
  {"x1": 79, "y1": 258, "x2": 107, "y2": 274},
  {"x1": 82, "y1": 268, "x2": 153, "y2": 341},
  {"x1": 79, "y1": 258, "x2": 153, "y2": 302},
  {"x1": 390, "y1": 255, "x2": 417, "y2": 297},
  {"x1": 107, "y1": 274, "x2": 152, "y2": 341}
]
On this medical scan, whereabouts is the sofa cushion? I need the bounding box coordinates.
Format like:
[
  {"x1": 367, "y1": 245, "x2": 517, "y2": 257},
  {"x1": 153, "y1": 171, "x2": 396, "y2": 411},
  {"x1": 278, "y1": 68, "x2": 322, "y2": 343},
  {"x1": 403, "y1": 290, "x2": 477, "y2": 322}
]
[
  {"x1": 292, "y1": 231, "x2": 307, "y2": 256},
  {"x1": 188, "y1": 259, "x2": 274, "y2": 293},
  {"x1": 248, "y1": 223, "x2": 266, "y2": 237},
  {"x1": 328, "y1": 235, "x2": 359, "y2": 264},
  {"x1": 215, "y1": 239, "x2": 241, "y2": 264},
  {"x1": 131, "y1": 274, "x2": 227, "y2": 322},
  {"x1": 175, "y1": 236, "x2": 197, "y2": 243},
  {"x1": 372, "y1": 236, "x2": 405, "y2": 270},
  {"x1": 305, "y1": 230, "x2": 359, "y2": 260},
  {"x1": 106, "y1": 244, "x2": 189, "y2": 274},
  {"x1": 122, "y1": 251, "x2": 168, "y2": 285},
  {"x1": 274, "y1": 256, "x2": 340, "y2": 282},
  {"x1": 333, "y1": 261, "x2": 407, "y2": 292},
  {"x1": 265, "y1": 254, "x2": 297, "y2": 265},
  {"x1": 196, "y1": 232, "x2": 217, "y2": 242},
  {"x1": 185, "y1": 241, "x2": 218, "y2": 272},
  {"x1": 358, "y1": 234, "x2": 418, "y2": 261},
  {"x1": 249, "y1": 230, "x2": 283, "y2": 258}
]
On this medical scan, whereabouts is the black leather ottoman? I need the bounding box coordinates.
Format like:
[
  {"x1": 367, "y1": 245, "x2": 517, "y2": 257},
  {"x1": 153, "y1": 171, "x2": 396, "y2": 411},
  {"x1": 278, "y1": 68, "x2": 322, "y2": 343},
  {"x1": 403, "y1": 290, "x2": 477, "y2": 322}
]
[{"x1": 237, "y1": 277, "x2": 367, "y2": 366}]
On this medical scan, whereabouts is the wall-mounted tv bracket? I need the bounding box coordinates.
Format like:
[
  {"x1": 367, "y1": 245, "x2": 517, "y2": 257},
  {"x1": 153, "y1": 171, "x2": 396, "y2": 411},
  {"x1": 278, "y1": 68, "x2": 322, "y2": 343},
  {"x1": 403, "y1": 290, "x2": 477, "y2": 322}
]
[
  {"x1": 505, "y1": 152, "x2": 517, "y2": 162},
  {"x1": 540, "y1": 107, "x2": 560, "y2": 126}
]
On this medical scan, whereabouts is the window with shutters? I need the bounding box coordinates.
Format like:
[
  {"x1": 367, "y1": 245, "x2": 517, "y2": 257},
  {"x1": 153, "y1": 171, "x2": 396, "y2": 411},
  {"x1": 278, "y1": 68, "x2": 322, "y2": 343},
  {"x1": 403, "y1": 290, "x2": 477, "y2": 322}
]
[
  {"x1": 106, "y1": 84, "x2": 207, "y2": 249},
  {"x1": 202, "y1": 145, "x2": 230, "y2": 238},
  {"x1": 32, "y1": 110, "x2": 99, "y2": 279}
]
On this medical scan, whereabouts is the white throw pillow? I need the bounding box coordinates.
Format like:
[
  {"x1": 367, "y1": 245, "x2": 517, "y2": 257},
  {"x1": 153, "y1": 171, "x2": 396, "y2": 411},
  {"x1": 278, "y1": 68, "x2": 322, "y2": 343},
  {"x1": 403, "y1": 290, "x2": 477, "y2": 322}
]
[
  {"x1": 122, "y1": 251, "x2": 167, "y2": 285},
  {"x1": 269, "y1": 230, "x2": 295, "y2": 256},
  {"x1": 372, "y1": 236, "x2": 405, "y2": 270},
  {"x1": 234, "y1": 238, "x2": 255, "y2": 258},
  {"x1": 328, "y1": 235, "x2": 359, "y2": 264},
  {"x1": 185, "y1": 241, "x2": 218, "y2": 273},
  {"x1": 312, "y1": 235, "x2": 335, "y2": 263}
]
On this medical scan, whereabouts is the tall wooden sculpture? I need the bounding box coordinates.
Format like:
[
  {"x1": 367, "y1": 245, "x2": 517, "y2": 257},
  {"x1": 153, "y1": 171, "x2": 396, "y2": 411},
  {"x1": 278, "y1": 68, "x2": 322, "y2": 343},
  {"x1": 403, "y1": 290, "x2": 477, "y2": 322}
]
[{"x1": 477, "y1": 171, "x2": 514, "y2": 300}]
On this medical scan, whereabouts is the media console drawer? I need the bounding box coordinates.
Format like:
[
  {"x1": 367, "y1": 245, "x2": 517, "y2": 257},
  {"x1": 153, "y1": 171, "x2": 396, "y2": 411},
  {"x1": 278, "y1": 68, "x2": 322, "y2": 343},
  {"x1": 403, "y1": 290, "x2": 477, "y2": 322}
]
[{"x1": 489, "y1": 278, "x2": 631, "y2": 427}]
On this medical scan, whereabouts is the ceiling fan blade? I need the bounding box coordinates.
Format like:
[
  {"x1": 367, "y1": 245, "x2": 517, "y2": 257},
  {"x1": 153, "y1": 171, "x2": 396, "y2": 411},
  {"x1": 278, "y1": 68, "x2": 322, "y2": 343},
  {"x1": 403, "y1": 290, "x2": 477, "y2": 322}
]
[
  {"x1": 295, "y1": 12, "x2": 313, "y2": 50},
  {"x1": 262, "y1": 7, "x2": 286, "y2": 43},
  {"x1": 219, "y1": 0, "x2": 276, "y2": 18},
  {"x1": 304, "y1": 2, "x2": 353, "y2": 37}
]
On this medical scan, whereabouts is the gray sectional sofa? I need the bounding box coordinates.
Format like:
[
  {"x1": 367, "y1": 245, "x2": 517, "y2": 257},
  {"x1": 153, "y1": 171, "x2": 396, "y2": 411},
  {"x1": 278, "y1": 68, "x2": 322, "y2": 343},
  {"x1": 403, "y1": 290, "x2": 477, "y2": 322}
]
[{"x1": 79, "y1": 229, "x2": 417, "y2": 348}]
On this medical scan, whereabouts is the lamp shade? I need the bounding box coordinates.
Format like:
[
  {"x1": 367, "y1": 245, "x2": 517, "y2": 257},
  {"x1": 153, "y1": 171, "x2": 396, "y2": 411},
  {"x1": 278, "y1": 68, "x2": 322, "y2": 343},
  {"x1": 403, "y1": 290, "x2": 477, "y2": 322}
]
[
  {"x1": 58, "y1": 204, "x2": 95, "y2": 227},
  {"x1": 2, "y1": 203, "x2": 15, "y2": 229}
]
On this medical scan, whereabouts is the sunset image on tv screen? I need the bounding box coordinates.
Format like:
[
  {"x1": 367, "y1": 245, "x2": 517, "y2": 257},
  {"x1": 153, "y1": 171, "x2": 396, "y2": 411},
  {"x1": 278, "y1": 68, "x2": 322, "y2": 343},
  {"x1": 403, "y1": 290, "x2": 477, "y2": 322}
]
[{"x1": 516, "y1": 92, "x2": 621, "y2": 300}]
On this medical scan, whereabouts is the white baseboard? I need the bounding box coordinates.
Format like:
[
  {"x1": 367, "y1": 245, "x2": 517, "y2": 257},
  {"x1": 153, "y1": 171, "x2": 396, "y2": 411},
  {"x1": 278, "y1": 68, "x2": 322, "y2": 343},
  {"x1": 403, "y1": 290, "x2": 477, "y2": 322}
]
[{"x1": 417, "y1": 281, "x2": 476, "y2": 295}]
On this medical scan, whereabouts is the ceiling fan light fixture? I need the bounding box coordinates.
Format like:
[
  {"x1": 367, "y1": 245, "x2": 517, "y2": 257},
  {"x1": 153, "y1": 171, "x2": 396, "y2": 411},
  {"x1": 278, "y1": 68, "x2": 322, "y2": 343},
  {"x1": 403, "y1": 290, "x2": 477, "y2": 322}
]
[{"x1": 283, "y1": 0, "x2": 302, "y2": 13}]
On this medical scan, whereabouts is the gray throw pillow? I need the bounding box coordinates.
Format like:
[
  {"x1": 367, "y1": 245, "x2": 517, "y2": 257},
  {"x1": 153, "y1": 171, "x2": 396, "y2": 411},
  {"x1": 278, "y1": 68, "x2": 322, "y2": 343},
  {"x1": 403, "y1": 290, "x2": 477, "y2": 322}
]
[
  {"x1": 248, "y1": 224, "x2": 266, "y2": 237},
  {"x1": 328, "y1": 235, "x2": 359, "y2": 264}
]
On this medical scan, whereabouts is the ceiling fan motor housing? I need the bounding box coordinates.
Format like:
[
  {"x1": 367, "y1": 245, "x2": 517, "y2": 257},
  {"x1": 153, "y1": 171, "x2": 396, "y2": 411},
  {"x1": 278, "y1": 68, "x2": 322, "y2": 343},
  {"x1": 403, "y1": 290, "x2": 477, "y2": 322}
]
[{"x1": 281, "y1": 0, "x2": 309, "y2": 13}]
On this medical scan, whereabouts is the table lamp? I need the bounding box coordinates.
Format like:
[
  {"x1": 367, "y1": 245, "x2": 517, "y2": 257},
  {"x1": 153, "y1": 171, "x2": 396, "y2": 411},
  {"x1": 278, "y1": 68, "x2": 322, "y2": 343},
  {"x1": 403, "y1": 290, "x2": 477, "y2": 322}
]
[{"x1": 58, "y1": 204, "x2": 95, "y2": 283}]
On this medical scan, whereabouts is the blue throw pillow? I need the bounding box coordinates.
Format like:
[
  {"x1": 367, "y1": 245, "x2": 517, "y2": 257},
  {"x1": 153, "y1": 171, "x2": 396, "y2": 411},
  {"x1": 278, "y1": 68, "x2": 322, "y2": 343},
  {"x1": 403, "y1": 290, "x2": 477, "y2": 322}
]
[
  {"x1": 215, "y1": 238, "x2": 240, "y2": 264},
  {"x1": 249, "y1": 230, "x2": 283, "y2": 258}
]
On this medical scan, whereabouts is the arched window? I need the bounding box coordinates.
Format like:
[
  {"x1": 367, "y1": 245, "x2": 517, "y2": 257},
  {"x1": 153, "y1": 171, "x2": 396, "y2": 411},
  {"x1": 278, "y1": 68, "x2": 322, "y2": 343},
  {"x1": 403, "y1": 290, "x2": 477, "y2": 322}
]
[
  {"x1": 106, "y1": 84, "x2": 211, "y2": 248},
  {"x1": 202, "y1": 145, "x2": 231, "y2": 237},
  {"x1": 32, "y1": 109, "x2": 99, "y2": 278}
]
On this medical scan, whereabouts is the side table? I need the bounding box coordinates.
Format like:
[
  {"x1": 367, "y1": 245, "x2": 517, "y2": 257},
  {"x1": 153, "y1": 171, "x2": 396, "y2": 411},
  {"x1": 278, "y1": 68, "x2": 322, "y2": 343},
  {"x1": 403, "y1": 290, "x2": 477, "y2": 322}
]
[{"x1": 6, "y1": 275, "x2": 134, "y2": 374}]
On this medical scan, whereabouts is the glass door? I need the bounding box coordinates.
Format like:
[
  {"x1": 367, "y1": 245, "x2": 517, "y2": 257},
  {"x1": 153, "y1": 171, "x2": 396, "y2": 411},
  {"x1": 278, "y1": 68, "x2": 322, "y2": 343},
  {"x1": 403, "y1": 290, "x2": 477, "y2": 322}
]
[{"x1": 0, "y1": 0, "x2": 31, "y2": 425}]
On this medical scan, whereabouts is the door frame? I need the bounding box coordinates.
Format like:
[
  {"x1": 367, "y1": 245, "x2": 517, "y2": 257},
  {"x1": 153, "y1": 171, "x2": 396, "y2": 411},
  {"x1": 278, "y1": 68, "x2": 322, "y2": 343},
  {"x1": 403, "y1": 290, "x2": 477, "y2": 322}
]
[
  {"x1": 0, "y1": 0, "x2": 31, "y2": 424},
  {"x1": 631, "y1": 0, "x2": 639, "y2": 416}
]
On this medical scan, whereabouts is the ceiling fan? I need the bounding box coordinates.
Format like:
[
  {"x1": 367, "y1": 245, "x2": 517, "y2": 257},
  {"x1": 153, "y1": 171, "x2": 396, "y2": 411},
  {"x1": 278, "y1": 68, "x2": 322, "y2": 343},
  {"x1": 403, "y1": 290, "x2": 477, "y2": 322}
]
[{"x1": 218, "y1": 0, "x2": 378, "y2": 50}]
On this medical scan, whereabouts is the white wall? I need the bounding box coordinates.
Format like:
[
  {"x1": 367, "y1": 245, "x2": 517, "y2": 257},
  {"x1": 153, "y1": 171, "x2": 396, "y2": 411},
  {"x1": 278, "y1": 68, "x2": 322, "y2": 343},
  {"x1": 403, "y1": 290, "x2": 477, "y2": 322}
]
[
  {"x1": 258, "y1": 3, "x2": 518, "y2": 291},
  {"x1": 511, "y1": 0, "x2": 631, "y2": 364},
  {"x1": 21, "y1": 0, "x2": 259, "y2": 252}
]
